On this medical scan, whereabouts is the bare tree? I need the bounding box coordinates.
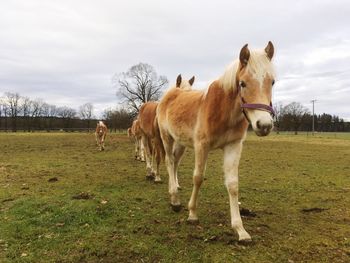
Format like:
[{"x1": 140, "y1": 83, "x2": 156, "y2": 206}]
[
  {"x1": 0, "y1": 97, "x2": 4, "y2": 130},
  {"x1": 4, "y1": 92, "x2": 22, "y2": 131},
  {"x1": 57, "y1": 106, "x2": 76, "y2": 119},
  {"x1": 273, "y1": 102, "x2": 284, "y2": 134},
  {"x1": 21, "y1": 97, "x2": 32, "y2": 131},
  {"x1": 103, "y1": 107, "x2": 133, "y2": 132},
  {"x1": 282, "y1": 102, "x2": 310, "y2": 134},
  {"x1": 29, "y1": 98, "x2": 45, "y2": 131},
  {"x1": 57, "y1": 106, "x2": 76, "y2": 129},
  {"x1": 0, "y1": 97, "x2": 10, "y2": 131},
  {"x1": 79, "y1": 103, "x2": 94, "y2": 131},
  {"x1": 114, "y1": 63, "x2": 168, "y2": 114}
]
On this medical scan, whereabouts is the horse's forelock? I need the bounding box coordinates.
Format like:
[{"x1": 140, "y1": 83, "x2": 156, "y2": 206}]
[
  {"x1": 219, "y1": 49, "x2": 275, "y2": 90},
  {"x1": 246, "y1": 50, "x2": 275, "y2": 84}
]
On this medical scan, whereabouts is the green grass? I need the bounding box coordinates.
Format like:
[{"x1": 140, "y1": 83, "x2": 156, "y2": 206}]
[{"x1": 0, "y1": 132, "x2": 350, "y2": 262}]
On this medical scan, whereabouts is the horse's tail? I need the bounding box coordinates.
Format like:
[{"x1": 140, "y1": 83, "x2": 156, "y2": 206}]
[{"x1": 153, "y1": 117, "x2": 165, "y2": 162}]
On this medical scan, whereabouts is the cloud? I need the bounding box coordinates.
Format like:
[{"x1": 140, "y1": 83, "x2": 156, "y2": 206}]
[{"x1": 0, "y1": 0, "x2": 349, "y2": 119}]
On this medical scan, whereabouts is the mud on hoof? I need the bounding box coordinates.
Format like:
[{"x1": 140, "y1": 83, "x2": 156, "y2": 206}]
[
  {"x1": 238, "y1": 233, "x2": 252, "y2": 244},
  {"x1": 238, "y1": 238, "x2": 253, "y2": 245},
  {"x1": 171, "y1": 204, "x2": 182, "y2": 212},
  {"x1": 145, "y1": 174, "x2": 155, "y2": 181}
]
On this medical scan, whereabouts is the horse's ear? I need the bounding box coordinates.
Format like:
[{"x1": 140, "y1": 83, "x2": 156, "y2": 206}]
[
  {"x1": 176, "y1": 74, "x2": 182, "y2": 87},
  {"x1": 239, "y1": 44, "x2": 250, "y2": 67},
  {"x1": 265, "y1": 41, "x2": 274, "y2": 60},
  {"x1": 189, "y1": 76, "x2": 195, "y2": 86}
]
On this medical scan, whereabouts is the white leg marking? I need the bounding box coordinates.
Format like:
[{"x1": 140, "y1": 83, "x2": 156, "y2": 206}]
[{"x1": 224, "y1": 141, "x2": 251, "y2": 241}]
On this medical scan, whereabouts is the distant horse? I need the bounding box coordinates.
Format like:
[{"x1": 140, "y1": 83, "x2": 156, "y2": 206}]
[
  {"x1": 129, "y1": 120, "x2": 145, "y2": 161},
  {"x1": 157, "y1": 42, "x2": 276, "y2": 241},
  {"x1": 138, "y1": 75, "x2": 194, "y2": 182},
  {"x1": 95, "y1": 121, "x2": 108, "y2": 151}
]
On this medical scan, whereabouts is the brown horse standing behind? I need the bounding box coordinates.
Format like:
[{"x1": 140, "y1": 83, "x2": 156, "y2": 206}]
[
  {"x1": 157, "y1": 42, "x2": 276, "y2": 242},
  {"x1": 138, "y1": 76, "x2": 194, "y2": 182},
  {"x1": 138, "y1": 102, "x2": 164, "y2": 182},
  {"x1": 95, "y1": 121, "x2": 108, "y2": 151},
  {"x1": 129, "y1": 120, "x2": 145, "y2": 161}
]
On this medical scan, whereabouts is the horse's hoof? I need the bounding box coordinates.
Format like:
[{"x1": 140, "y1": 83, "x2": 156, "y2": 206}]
[
  {"x1": 171, "y1": 204, "x2": 182, "y2": 212},
  {"x1": 146, "y1": 174, "x2": 155, "y2": 181},
  {"x1": 154, "y1": 179, "x2": 162, "y2": 184},
  {"x1": 238, "y1": 239, "x2": 253, "y2": 245},
  {"x1": 238, "y1": 235, "x2": 252, "y2": 244},
  {"x1": 186, "y1": 218, "x2": 199, "y2": 225}
]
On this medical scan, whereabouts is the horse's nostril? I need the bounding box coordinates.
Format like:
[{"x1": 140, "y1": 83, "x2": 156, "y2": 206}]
[
  {"x1": 256, "y1": 121, "x2": 272, "y2": 131},
  {"x1": 256, "y1": 120, "x2": 261, "y2": 129}
]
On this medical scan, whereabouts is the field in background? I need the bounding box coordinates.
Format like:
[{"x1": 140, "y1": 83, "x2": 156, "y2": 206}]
[{"x1": 0, "y1": 132, "x2": 349, "y2": 262}]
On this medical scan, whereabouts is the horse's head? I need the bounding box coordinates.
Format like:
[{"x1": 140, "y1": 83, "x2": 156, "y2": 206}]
[
  {"x1": 175, "y1": 74, "x2": 195, "y2": 90},
  {"x1": 97, "y1": 121, "x2": 105, "y2": 135},
  {"x1": 236, "y1": 41, "x2": 275, "y2": 136}
]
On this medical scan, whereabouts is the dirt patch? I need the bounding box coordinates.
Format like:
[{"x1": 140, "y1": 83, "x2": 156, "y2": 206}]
[
  {"x1": 301, "y1": 207, "x2": 328, "y2": 213},
  {"x1": 48, "y1": 177, "x2": 58, "y2": 182},
  {"x1": 72, "y1": 192, "x2": 94, "y2": 200},
  {"x1": 2, "y1": 198, "x2": 15, "y2": 203},
  {"x1": 240, "y1": 208, "x2": 257, "y2": 217}
]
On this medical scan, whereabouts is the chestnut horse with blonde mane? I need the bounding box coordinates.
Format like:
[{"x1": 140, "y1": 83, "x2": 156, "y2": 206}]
[
  {"x1": 128, "y1": 120, "x2": 145, "y2": 161},
  {"x1": 95, "y1": 121, "x2": 108, "y2": 151},
  {"x1": 157, "y1": 42, "x2": 276, "y2": 242},
  {"x1": 137, "y1": 75, "x2": 194, "y2": 182}
]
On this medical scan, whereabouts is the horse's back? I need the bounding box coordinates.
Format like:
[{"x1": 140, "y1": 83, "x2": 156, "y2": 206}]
[{"x1": 158, "y1": 88, "x2": 204, "y2": 146}]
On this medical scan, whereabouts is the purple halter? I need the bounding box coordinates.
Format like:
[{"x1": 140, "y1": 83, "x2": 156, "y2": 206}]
[
  {"x1": 237, "y1": 85, "x2": 275, "y2": 122},
  {"x1": 241, "y1": 100, "x2": 275, "y2": 116}
]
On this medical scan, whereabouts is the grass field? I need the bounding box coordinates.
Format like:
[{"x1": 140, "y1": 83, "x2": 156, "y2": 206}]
[{"x1": 1, "y1": 132, "x2": 350, "y2": 262}]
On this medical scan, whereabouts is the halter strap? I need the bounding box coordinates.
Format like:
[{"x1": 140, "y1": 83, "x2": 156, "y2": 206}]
[
  {"x1": 241, "y1": 101, "x2": 275, "y2": 116},
  {"x1": 237, "y1": 85, "x2": 275, "y2": 123}
]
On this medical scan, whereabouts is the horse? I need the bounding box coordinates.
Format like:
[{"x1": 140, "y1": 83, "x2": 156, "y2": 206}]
[
  {"x1": 129, "y1": 120, "x2": 145, "y2": 161},
  {"x1": 156, "y1": 42, "x2": 275, "y2": 242},
  {"x1": 137, "y1": 76, "x2": 195, "y2": 182},
  {"x1": 95, "y1": 121, "x2": 108, "y2": 151}
]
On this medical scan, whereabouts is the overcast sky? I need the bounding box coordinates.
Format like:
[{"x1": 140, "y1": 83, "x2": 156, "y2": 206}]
[{"x1": 0, "y1": 0, "x2": 349, "y2": 119}]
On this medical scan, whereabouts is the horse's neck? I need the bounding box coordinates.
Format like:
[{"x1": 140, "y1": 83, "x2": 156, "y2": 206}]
[{"x1": 201, "y1": 80, "x2": 248, "y2": 143}]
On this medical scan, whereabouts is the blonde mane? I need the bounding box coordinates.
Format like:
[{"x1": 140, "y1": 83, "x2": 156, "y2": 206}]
[{"x1": 219, "y1": 49, "x2": 275, "y2": 90}]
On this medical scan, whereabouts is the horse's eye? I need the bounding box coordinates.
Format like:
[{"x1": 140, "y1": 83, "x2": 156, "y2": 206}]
[
  {"x1": 239, "y1": 81, "x2": 246, "y2": 88},
  {"x1": 272, "y1": 80, "x2": 275, "y2": 86}
]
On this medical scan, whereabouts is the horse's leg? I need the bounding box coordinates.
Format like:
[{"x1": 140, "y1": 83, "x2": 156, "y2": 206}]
[
  {"x1": 224, "y1": 141, "x2": 251, "y2": 242},
  {"x1": 160, "y1": 132, "x2": 181, "y2": 211},
  {"x1": 140, "y1": 139, "x2": 145, "y2": 162},
  {"x1": 101, "y1": 135, "x2": 105, "y2": 151},
  {"x1": 150, "y1": 139, "x2": 157, "y2": 178},
  {"x1": 188, "y1": 143, "x2": 208, "y2": 222},
  {"x1": 134, "y1": 138, "x2": 139, "y2": 160},
  {"x1": 142, "y1": 135, "x2": 153, "y2": 179},
  {"x1": 154, "y1": 144, "x2": 162, "y2": 183},
  {"x1": 95, "y1": 133, "x2": 99, "y2": 146},
  {"x1": 173, "y1": 143, "x2": 185, "y2": 189}
]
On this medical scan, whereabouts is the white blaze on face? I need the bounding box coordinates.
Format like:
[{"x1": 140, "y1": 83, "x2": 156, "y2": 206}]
[{"x1": 243, "y1": 51, "x2": 275, "y2": 136}]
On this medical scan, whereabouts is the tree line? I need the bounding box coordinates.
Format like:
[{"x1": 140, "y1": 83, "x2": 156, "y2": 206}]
[
  {"x1": 274, "y1": 102, "x2": 350, "y2": 134},
  {"x1": 0, "y1": 92, "x2": 133, "y2": 132},
  {"x1": 1, "y1": 63, "x2": 349, "y2": 133}
]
